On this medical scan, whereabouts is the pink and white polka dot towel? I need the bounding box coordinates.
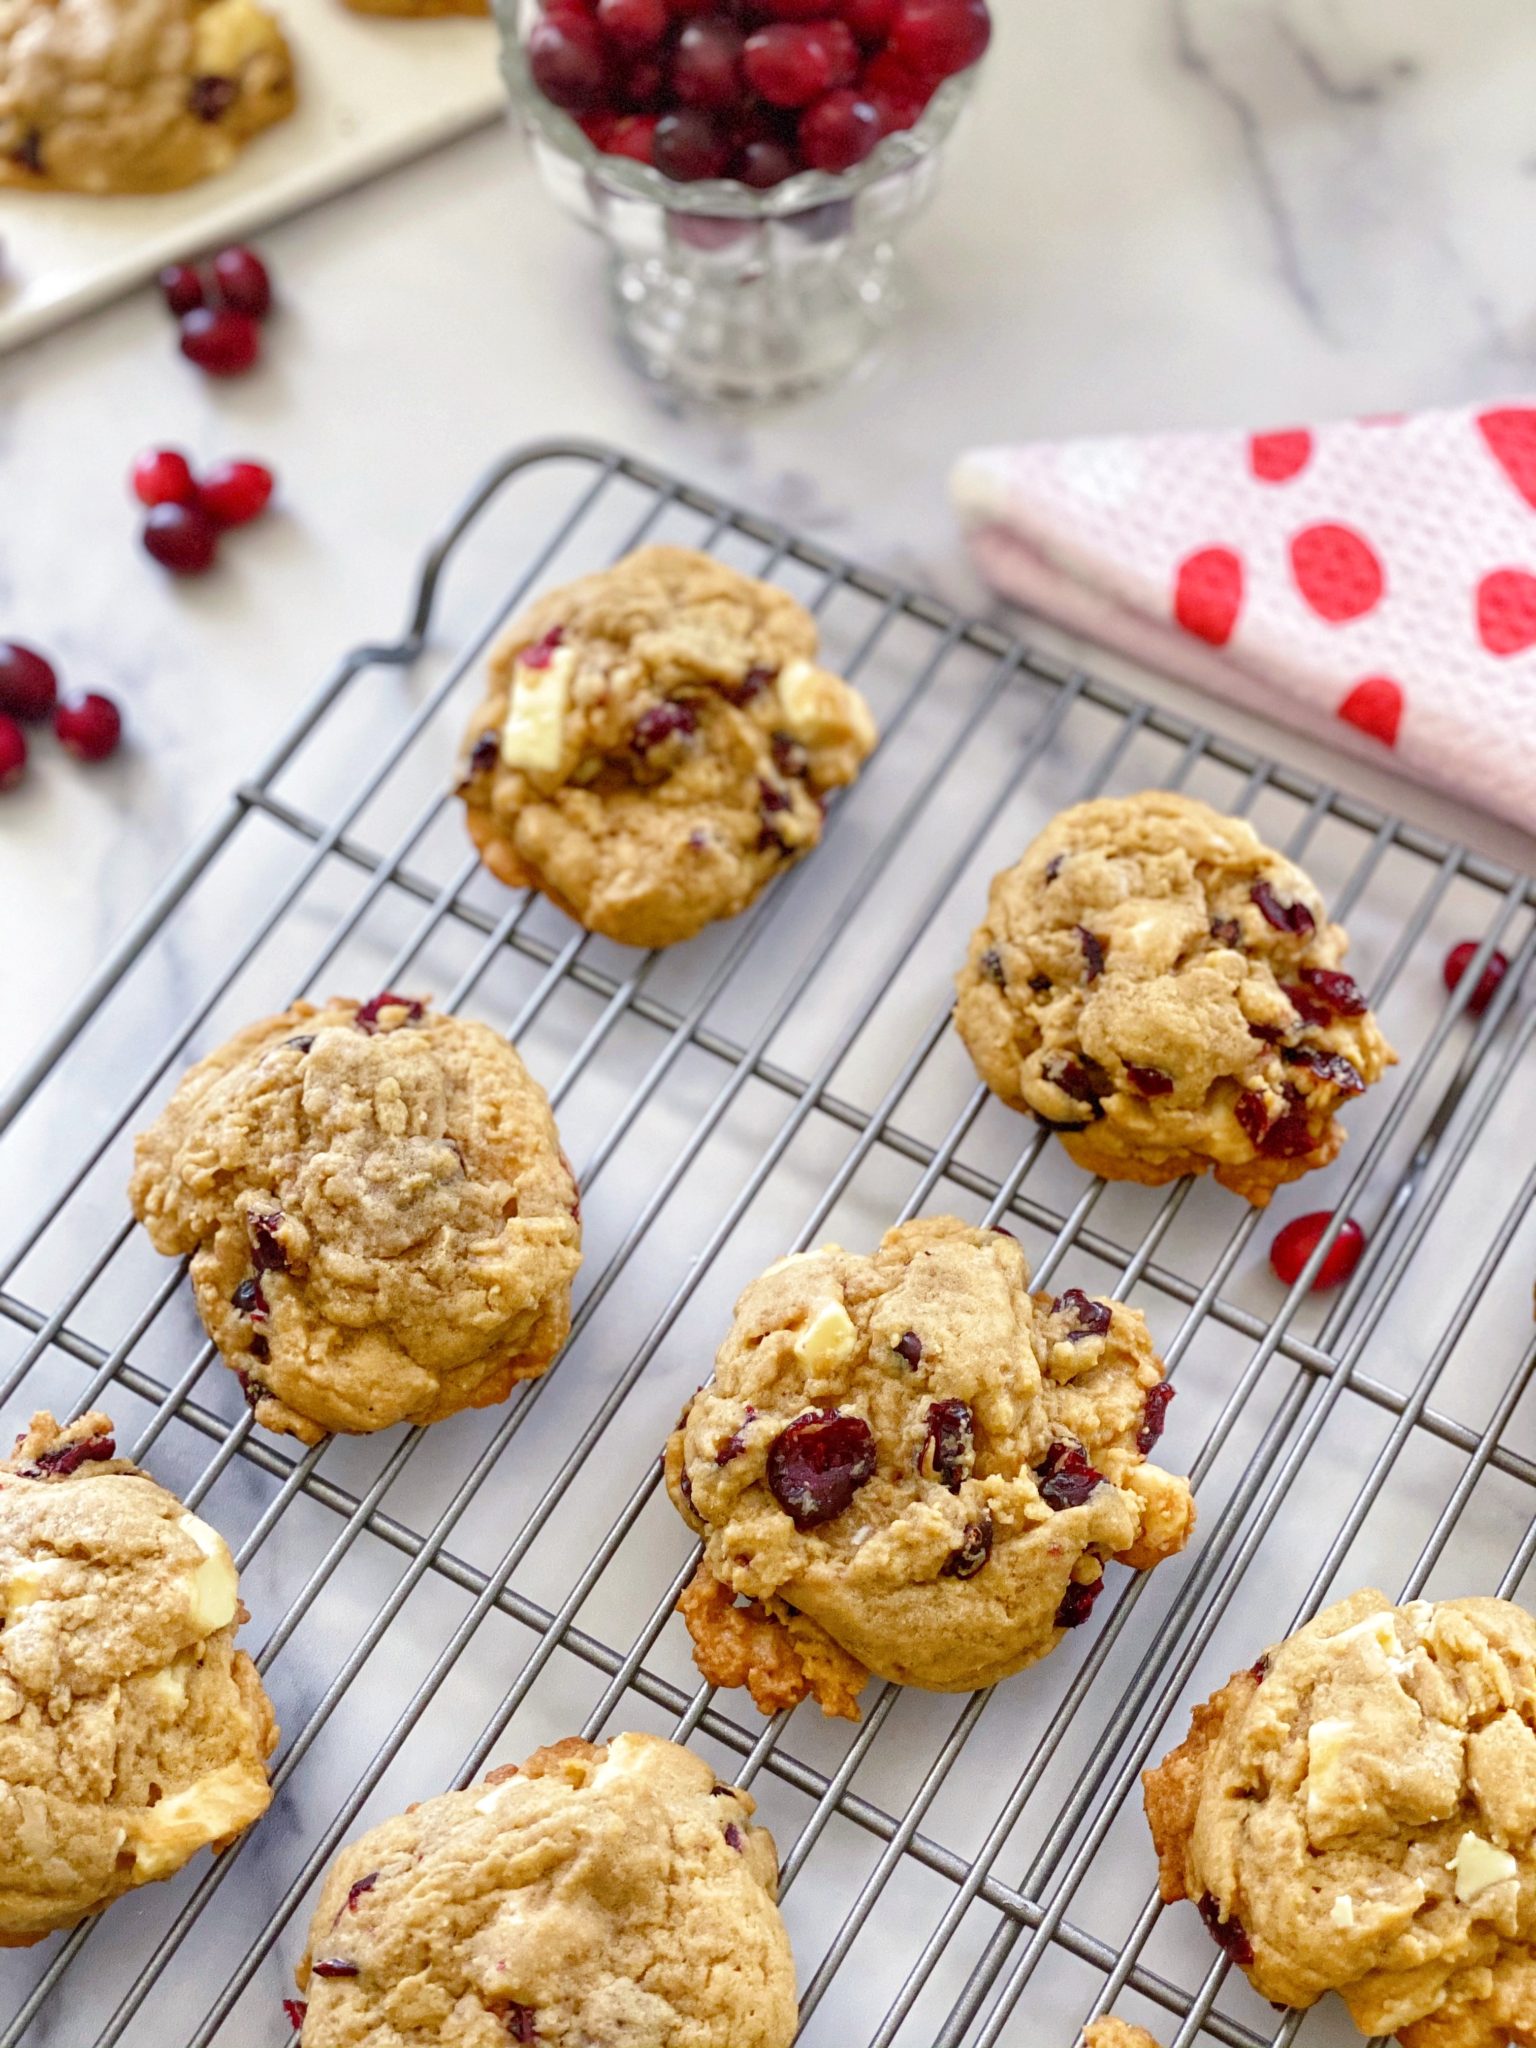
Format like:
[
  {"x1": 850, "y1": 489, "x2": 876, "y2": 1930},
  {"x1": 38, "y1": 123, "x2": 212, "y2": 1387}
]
[{"x1": 952, "y1": 403, "x2": 1536, "y2": 832}]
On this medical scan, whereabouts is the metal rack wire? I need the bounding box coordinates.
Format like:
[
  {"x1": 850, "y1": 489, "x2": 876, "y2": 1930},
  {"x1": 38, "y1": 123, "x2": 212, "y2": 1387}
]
[{"x1": 3, "y1": 441, "x2": 1535, "y2": 2048}]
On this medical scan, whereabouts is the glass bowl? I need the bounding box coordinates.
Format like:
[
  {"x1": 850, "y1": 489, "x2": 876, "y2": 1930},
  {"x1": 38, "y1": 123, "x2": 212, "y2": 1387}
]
[{"x1": 495, "y1": 0, "x2": 978, "y2": 406}]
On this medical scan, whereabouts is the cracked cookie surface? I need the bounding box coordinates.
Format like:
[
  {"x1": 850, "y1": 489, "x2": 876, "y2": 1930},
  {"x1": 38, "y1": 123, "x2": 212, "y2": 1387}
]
[
  {"x1": 0, "y1": 0, "x2": 294, "y2": 193},
  {"x1": 0, "y1": 1411, "x2": 276, "y2": 1944},
  {"x1": 295, "y1": 1732, "x2": 797, "y2": 2047},
  {"x1": 955, "y1": 792, "x2": 1395, "y2": 1206},
  {"x1": 1143, "y1": 1590, "x2": 1536, "y2": 2046},
  {"x1": 457, "y1": 545, "x2": 878, "y2": 949},
  {"x1": 665, "y1": 1218, "x2": 1195, "y2": 1719},
  {"x1": 129, "y1": 994, "x2": 581, "y2": 1445}
]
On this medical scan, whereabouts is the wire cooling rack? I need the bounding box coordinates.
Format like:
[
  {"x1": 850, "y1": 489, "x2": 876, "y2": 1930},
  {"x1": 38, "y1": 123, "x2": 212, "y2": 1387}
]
[{"x1": 3, "y1": 441, "x2": 1536, "y2": 2048}]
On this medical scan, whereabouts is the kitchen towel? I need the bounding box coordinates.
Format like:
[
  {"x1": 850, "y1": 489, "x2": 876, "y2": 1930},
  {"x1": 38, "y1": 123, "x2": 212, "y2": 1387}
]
[{"x1": 952, "y1": 402, "x2": 1536, "y2": 833}]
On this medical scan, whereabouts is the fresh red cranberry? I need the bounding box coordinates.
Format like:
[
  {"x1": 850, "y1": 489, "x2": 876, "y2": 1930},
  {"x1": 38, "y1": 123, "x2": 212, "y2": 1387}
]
[
  {"x1": 1250, "y1": 879, "x2": 1316, "y2": 937},
  {"x1": 653, "y1": 107, "x2": 732, "y2": 178},
  {"x1": 54, "y1": 693, "x2": 122, "y2": 761},
  {"x1": 800, "y1": 87, "x2": 881, "y2": 170},
  {"x1": 597, "y1": 0, "x2": 668, "y2": 49},
  {"x1": 1075, "y1": 925, "x2": 1105, "y2": 983},
  {"x1": 0, "y1": 641, "x2": 58, "y2": 721},
  {"x1": 1443, "y1": 939, "x2": 1510, "y2": 1018},
  {"x1": 528, "y1": 11, "x2": 609, "y2": 110},
  {"x1": 604, "y1": 112, "x2": 659, "y2": 160},
  {"x1": 766, "y1": 1409, "x2": 877, "y2": 1530},
  {"x1": 143, "y1": 501, "x2": 220, "y2": 575},
  {"x1": 844, "y1": 0, "x2": 897, "y2": 35},
  {"x1": 1056, "y1": 1575, "x2": 1105, "y2": 1629},
  {"x1": 941, "y1": 1515, "x2": 992, "y2": 1578},
  {"x1": 674, "y1": 19, "x2": 745, "y2": 108},
  {"x1": 211, "y1": 244, "x2": 272, "y2": 319},
  {"x1": 199, "y1": 459, "x2": 274, "y2": 527},
  {"x1": 1197, "y1": 1894, "x2": 1255, "y2": 1966},
  {"x1": 633, "y1": 699, "x2": 699, "y2": 749},
  {"x1": 753, "y1": 0, "x2": 831, "y2": 16},
  {"x1": 1125, "y1": 1064, "x2": 1174, "y2": 1097},
  {"x1": 131, "y1": 447, "x2": 200, "y2": 509},
  {"x1": 580, "y1": 110, "x2": 618, "y2": 148},
  {"x1": 860, "y1": 48, "x2": 931, "y2": 132},
  {"x1": 178, "y1": 306, "x2": 261, "y2": 375},
  {"x1": 1137, "y1": 1381, "x2": 1175, "y2": 1455},
  {"x1": 1050, "y1": 1288, "x2": 1112, "y2": 1341},
  {"x1": 0, "y1": 715, "x2": 26, "y2": 789},
  {"x1": 918, "y1": 1398, "x2": 974, "y2": 1491},
  {"x1": 354, "y1": 991, "x2": 425, "y2": 1033},
  {"x1": 1269, "y1": 1211, "x2": 1365, "y2": 1291},
  {"x1": 743, "y1": 22, "x2": 850, "y2": 107},
  {"x1": 158, "y1": 261, "x2": 205, "y2": 316},
  {"x1": 1035, "y1": 1441, "x2": 1105, "y2": 1510},
  {"x1": 887, "y1": 0, "x2": 991, "y2": 80}
]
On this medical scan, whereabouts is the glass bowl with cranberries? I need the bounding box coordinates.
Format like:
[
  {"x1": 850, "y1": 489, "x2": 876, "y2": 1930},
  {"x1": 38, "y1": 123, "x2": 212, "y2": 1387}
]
[{"x1": 497, "y1": 0, "x2": 992, "y2": 403}]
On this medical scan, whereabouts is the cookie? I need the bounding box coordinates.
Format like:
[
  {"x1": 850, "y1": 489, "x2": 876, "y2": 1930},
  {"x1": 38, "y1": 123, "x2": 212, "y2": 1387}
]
[
  {"x1": 0, "y1": 0, "x2": 295, "y2": 194},
  {"x1": 0, "y1": 1412, "x2": 277, "y2": 1944},
  {"x1": 1143, "y1": 1589, "x2": 1536, "y2": 2046},
  {"x1": 294, "y1": 1732, "x2": 797, "y2": 2046},
  {"x1": 1083, "y1": 2024, "x2": 1162, "y2": 2048},
  {"x1": 955, "y1": 793, "x2": 1396, "y2": 1206},
  {"x1": 129, "y1": 994, "x2": 581, "y2": 1445},
  {"x1": 665, "y1": 1218, "x2": 1196, "y2": 1720},
  {"x1": 456, "y1": 545, "x2": 878, "y2": 949}
]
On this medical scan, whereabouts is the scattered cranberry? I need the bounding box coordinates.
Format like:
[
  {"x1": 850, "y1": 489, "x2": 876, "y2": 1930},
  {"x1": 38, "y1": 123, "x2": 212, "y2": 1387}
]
[
  {"x1": 159, "y1": 261, "x2": 205, "y2": 316},
  {"x1": 1443, "y1": 939, "x2": 1510, "y2": 1019},
  {"x1": 1050, "y1": 1288, "x2": 1112, "y2": 1341},
  {"x1": 54, "y1": 693, "x2": 122, "y2": 762},
  {"x1": 723, "y1": 1821, "x2": 745, "y2": 1851},
  {"x1": 529, "y1": 10, "x2": 609, "y2": 110},
  {"x1": 1035, "y1": 1441, "x2": 1105, "y2": 1510},
  {"x1": 845, "y1": 0, "x2": 898, "y2": 37},
  {"x1": 211, "y1": 244, "x2": 272, "y2": 320},
  {"x1": 1281, "y1": 1044, "x2": 1364, "y2": 1095},
  {"x1": 941, "y1": 1515, "x2": 992, "y2": 1578},
  {"x1": 354, "y1": 991, "x2": 425, "y2": 1033},
  {"x1": 918, "y1": 1399, "x2": 975, "y2": 1491},
  {"x1": 249, "y1": 1210, "x2": 290, "y2": 1273},
  {"x1": 1125, "y1": 1064, "x2": 1174, "y2": 1097},
  {"x1": 500, "y1": 2006, "x2": 538, "y2": 2045},
  {"x1": 893, "y1": 1329, "x2": 922, "y2": 1367},
  {"x1": 979, "y1": 947, "x2": 1007, "y2": 987},
  {"x1": 22, "y1": 1432, "x2": 116, "y2": 1479},
  {"x1": 179, "y1": 306, "x2": 261, "y2": 376},
  {"x1": 282, "y1": 2001, "x2": 308, "y2": 2033},
  {"x1": 1235, "y1": 1090, "x2": 1270, "y2": 1148},
  {"x1": 597, "y1": 0, "x2": 668, "y2": 51},
  {"x1": 1055, "y1": 1575, "x2": 1105, "y2": 1629},
  {"x1": 632, "y1": 699, "x2": 699, "y2": 749},
  {"x1": 199, "y1": 459, "x2": 275, "y2": 528},
  {"x1": 344, "y1": 1871, "x2": 379, "y2": 1913},
  {"x1": 131, "y1": 447, "x2": 200, "y2": 509},
  {"x1": 861, "y1": 48, "x2": 930, "y2": 131},
  {"x1": 800, "y1": 87, "x2": 881, "y2": 170},
  {"x1": 0, "y1": 715, "x2": 26, "y2": 789},
  {"x1": 737, "y1": 135, "x2": 798, "y2": 186},
  {"x1": 1269, "y1": 1211, "x2": 1365, "y2": 1292},
  {"x1": 674, "y1": 18, "x2": 745, "y2": 108},
  {"x1": 715, "y1": 1406, "x2": 755, "y2": 1464},
  {"x1": 1297, "y1": 965, "x2": 1368, "y2": 1016},
  {"x1": 1197, "y1": 1893, "x2": 1255, "y2": 1967},
  {"x1": 143, "y1": 500, "x2": 220, "y2": 576},
  {"x1": 232, "y1": 1274, "x2": 269, "y2": 1322},
  {"x1": 311, "y1": 1958, "x2": 359, "y2": 1979},
  {"x1": 744, "y1": 21, "x2": 852, "y2": 106},
  {"x1": 1137, "y1": 1382, "x2": 1175, "y2": 1455},
  {"x1": 1075, "y1": 925, "x2": 1106, "y2": 983},
  {"x1": 766, "y1": 1409, "x2": 877, "y2": 1530},
  {"x1": 0, "y1": 641, "x2": 58, "y2": 721},
  {"x1": 887, "y1": 0, "x2": 991, "y2": 79},
  {"x1": 1250, "y1": 879, "x2": 1316, "y2": 937},
  {"x1": 653, "y1": 107, "x2": 732, "y2": 178}
]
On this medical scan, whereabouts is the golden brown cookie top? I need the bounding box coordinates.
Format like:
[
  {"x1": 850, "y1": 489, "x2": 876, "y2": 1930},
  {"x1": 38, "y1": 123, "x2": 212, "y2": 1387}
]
[
  {"x1": 0, "y1": 1412, "x2": 276, "y2": 1943},
  {"x1": 667, "y1": 1218, "x2": 1194, "y2": 1712},
  {"x1": 129, "y1": 995, "x2": 581, "y2": 1442},
  {"x1": 295, "y1": 1732, "x2": 797, "y2": 2047},
  {"x1": 955, "y1": 792, "x2": 1395, "y2": 1204},
  {"x1": 1143, "y1": 1589, "x2": 1536, "y2": 2042},
  {"x1": 0, "y1": 0, "x2": 294, "y2": 194},
  {"x1": 458, "y1": 545, "x2": 877, "y2": 948}
]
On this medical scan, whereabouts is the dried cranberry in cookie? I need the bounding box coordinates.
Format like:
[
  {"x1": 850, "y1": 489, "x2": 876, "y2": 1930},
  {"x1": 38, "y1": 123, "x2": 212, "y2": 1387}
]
[
  {"x1": 665, "y1": 1217, "x2": 1195, "y2": 1718},
  {"x1": 955, "y1": 792, "x2": 1396, "y2": 1206},
  {"x1": 1144, "y1": 1591, "x2": 1536, "y2": 2045},
  {"x1": 295, "y1": 1734, "x2": 796, "y2": 2048},
  {"x1": 128, "y1": 996, "x2": 581, "y2": 1443},
  {"x1": 0, "y1": 0, "x2": 296, "y2": 196},
  {"x1": 457, "y1": 546, "x2": 877, "y2": 948},
  {"x1": 0, "y1": 1412, "x2": 277, "y2": 1943}
]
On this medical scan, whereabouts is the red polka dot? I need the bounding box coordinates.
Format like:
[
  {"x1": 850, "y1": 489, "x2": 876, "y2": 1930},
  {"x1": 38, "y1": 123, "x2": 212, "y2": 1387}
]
[
  {"x1": 1289, "y1": 524, "x2": 1384, "y2": 623},
  {"x1": 1477, "y1": 407, "x2": 1536, "y2": 513},
  {"x1": 1476, "y1": 568, "x2": 1536, "y2": 656},
  {"x1": 1336, "y1": 676, "x2": 1403, "y2": 747},
  {"x1": 1249, "y1": 429, "x2": 1312, "y2": 484},
  {"x1": 1173, "y1": 547, "x2": 1244, "y2": 647}
]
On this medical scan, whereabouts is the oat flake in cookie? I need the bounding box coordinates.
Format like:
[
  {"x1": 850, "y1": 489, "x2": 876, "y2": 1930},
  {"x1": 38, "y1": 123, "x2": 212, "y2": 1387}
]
[
  {"x1": 295, "y1": 1732, "x2": 797, "y2": 2048},
  {"x1": 1144, "y1": 1589, "x2": 1536, "y2": 2046},
  {"x1": 457, "y1": 545, "x2": 878, "y2": 949},
  {"x1": 0, "y1": 0, "x2": 295, "y2": 195},
  {"x1": 955, "y1": 792, "x2": 1396, "y2": 1207},
  {"x1": 0, "y1": 1412, "x2": 277, "y2": 1944},
  {"x1": 665, "y1": 1217, "x2": 1196, "y2": 1721},
  {"x1": 129, "y1": 994, "x2": 581, "y2": 1445}
]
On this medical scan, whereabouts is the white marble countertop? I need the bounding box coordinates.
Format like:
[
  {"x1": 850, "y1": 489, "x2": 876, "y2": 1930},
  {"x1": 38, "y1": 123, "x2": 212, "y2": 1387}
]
[{"x1": 4, "y1": 0, "x2": 1536, "y2": 1082}]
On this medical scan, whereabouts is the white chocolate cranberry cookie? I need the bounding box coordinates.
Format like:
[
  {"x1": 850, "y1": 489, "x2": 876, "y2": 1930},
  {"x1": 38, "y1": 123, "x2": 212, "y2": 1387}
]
[
  {"x1": 129, "y1": 994, "x2": 581, "y2": 1445},
  {"x1": 665, "y1": 1218, "x2": 1195, "y2": 1721},
  {"x1": 0, "y1": 0, "x2": 295, "y2": 194},
  {"x1": 955, "y1": 793, "x2": 1396, "y2": 1206},
  {"x1": 1143, "y1": 1590, "x2": 1536, "y2": 2046},
  {"x1": 0, "y1": 1412, "x2": 277, "y2": 1945},
  {"x1": 457, "y1": 546, "x2": 878, "y2": 949},
  {"x1": 294, "y1": 1732, "x2": 797, "y2": 2047}
]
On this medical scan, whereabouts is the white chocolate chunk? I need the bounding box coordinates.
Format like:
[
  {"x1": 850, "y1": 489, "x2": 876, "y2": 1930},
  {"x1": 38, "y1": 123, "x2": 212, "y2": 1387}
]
[
  {"x1": 1331, "y1": 1894, "x2": 1355, "y2": 1929},
  {"x1": 130, "y1": 1761, "x2": 269, "y2": 1878},
  {"x1": 1330, "y1": 1611, "x2": 1402, "y2": 1661},
  {"x1": 146, "y1": 1663, "x2": 190, "y2": 1711},
  {"x1": 776, "y1": 659, "x2": 824, "y2": 736},
  {"x1": 193, "y1": 0, "x2": 279, "y2": 72},
  {"x1": 1, "y1": 1562, "x2": 55, "y2": 1613},
  {"x1": 1449, "y1": 1830, "x2": 1518, "y2": 1903},
  {"x1": 500, "y1": 645, "x2": 574, "y2": 773},
  {"x1": 179, "y1": 1512, "x2": 239, "y2": 1634},
  {"x1": 1305, "y1": 1716, "x2": 1354, "y2": 1821},
  {"x1": 794, "y1": 1301, "x2": 856, "y2": 1369}
]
